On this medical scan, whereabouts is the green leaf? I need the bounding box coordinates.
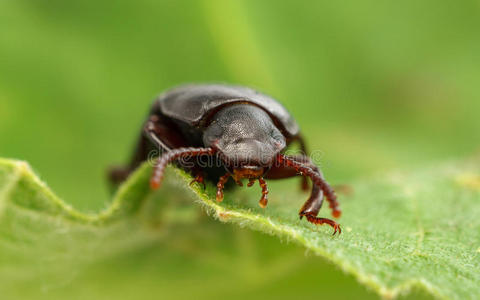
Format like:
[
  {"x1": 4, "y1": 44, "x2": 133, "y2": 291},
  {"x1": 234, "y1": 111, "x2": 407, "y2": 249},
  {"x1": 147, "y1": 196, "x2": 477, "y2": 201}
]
[
  {"x1": 0, "y1": 157, "x2": 479, "y2": 299},
  {"x1": 189, "y1": 158, "x2": 480, "y2": 299}
]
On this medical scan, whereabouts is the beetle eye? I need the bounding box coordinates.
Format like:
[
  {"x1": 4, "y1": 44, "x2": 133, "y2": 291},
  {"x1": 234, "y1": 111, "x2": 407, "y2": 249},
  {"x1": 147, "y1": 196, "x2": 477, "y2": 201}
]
[
  {"x1": 271, "y1": 131, "x2": 283, "y2": 141},
  {"x1": 203, "y1": 123, "x2": 224, "y2": 147},
  {"x1": 275, "y1": 138, "x2": 286, "y2": 147},
  {"x1": 270, "y1": 131, "x2": 286, "y2": 148}
]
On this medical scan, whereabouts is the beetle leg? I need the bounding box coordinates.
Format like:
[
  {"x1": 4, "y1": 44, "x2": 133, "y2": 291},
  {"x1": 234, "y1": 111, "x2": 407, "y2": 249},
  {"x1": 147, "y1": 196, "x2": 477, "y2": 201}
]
[
  {"x1": 266, "y1": 154, "x2": 324, "y2": 213},
  {"x1": 150, "y1": 147, "x2": 215, "y2": 189},
  {"x1": 216, "y1": 173, "x2": 230, "y2": 202},
  {"x1": 245, "y1": 178, "x2": 269, "y2": 208},
  {"x1": 298, "y1": 194, "x2": 341, "y2": 235},
  {"x1": 297, "y1": 136, "x2": 310, "y2": 191},
  {"x1": 258, "y1": 177, "x2": 269, "y2": 208},
  {"x1": 276, "y1": 153, "x2": 341, "y2": 217},
  {"x1": 275, "y1": 154, "x2": 341, "y2": 235},
  {"x1": 290, "y1": 134, "x2": 310, "y2": 191},
  {"x1": 303, "y1": 215, "x2": 341, "y2": 235},
  {"x1": 300, "y1": 177, "x2": 310, "y2": 191}
]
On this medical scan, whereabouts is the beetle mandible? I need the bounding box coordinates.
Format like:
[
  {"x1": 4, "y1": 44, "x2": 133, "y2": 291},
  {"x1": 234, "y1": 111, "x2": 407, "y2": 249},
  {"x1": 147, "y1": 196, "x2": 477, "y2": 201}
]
[{"x1": 110, "y1": 84, "x2": 341, "y2": 234}]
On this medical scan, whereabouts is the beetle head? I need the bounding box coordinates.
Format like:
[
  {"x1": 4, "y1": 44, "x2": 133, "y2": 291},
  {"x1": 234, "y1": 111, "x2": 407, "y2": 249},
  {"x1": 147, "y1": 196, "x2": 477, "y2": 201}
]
[{"x1": 203, "y1": 104, "x2": 286, "y2": 179}]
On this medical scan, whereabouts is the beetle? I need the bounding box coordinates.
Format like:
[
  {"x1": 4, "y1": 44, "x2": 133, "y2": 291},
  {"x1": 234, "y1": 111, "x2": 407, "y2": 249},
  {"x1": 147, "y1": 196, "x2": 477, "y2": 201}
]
[{"x1": 110, "y1": 84, "x2": 341, "y2": 234}]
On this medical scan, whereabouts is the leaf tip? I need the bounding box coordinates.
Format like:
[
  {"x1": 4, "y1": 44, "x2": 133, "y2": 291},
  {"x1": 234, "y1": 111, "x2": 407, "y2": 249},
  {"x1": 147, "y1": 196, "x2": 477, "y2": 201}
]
[{"x1": 15, "y1": 160, "x2": 32, "y2": 174}]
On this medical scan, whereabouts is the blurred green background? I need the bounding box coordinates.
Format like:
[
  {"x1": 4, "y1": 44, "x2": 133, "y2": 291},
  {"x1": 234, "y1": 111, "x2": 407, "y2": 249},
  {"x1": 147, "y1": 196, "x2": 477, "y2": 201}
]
[{"x1": 0, "y1": 0, "x2": 479, "y2": 299}]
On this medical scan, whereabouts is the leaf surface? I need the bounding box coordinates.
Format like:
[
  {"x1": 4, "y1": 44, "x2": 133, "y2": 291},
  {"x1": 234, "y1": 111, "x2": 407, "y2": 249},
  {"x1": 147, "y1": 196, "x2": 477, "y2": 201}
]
[{"x1": 0, "y1": 157, "x2": 479, "y2": 299}]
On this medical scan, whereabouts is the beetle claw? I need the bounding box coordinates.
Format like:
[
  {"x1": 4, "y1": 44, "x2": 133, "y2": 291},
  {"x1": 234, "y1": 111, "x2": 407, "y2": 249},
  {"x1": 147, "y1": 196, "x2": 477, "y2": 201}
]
[{"x1": 300, "y1": 212, "x2": 342, "y2": 235}]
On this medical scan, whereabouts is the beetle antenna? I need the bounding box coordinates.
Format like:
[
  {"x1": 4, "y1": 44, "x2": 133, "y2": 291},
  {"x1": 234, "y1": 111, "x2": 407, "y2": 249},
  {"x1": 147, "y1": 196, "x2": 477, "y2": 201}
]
[
  {"x1": 276, "y1": 153, "x2": 340, "y2": 218},
  {"x1": 150, "y1": 147, "x2": 216, "y2": 189}
]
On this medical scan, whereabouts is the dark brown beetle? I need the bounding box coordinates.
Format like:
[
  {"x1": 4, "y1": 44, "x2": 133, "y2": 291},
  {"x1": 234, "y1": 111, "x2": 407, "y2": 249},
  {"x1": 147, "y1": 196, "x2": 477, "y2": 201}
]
[{"x1": 110, "y1": 84, "x2": 341, "y2": 234}]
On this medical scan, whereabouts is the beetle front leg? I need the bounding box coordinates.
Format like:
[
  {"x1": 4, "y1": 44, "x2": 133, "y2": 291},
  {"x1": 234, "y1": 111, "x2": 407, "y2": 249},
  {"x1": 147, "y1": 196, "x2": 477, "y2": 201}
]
[
  {"x1": 267, "y1": 154, "x2": 340, "y2": 217},
  {"x1": 297, "y1": 184, "x2": 341, "y2": 235},
  {"x1": 276, "y1": 154, "x2": 341, "y2": 217},
  {"x1": 150, "y1": 147, "x2": 216, "y2": 189},
  {"x1": 291, "y1": 134, "x2": 310, "y2": 191},
  {"x1": 246, "y1": 178, "x2": 269, "y2": 208},
  {"x1": 274, "y1": 154, "x2": 341, "y2": 235}
]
